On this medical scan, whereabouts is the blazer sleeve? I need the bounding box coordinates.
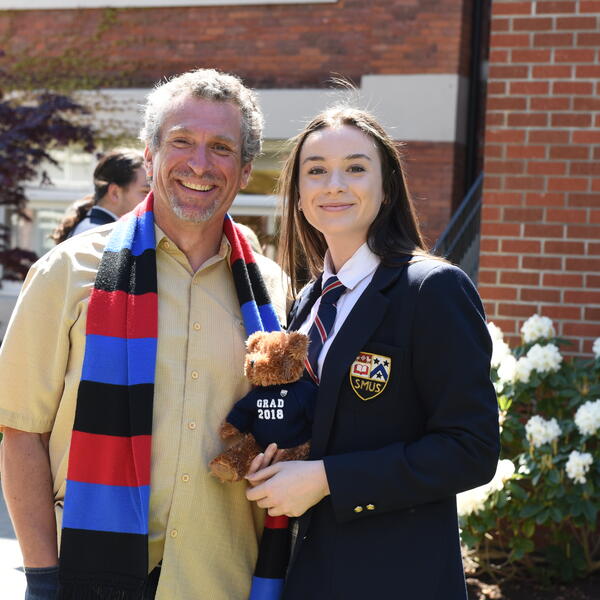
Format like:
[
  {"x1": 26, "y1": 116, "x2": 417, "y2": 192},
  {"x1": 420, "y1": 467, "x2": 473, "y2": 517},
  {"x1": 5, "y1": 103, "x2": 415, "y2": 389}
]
[{"x1": 323, "y1": 263, "x2": 500, "y2": 524}]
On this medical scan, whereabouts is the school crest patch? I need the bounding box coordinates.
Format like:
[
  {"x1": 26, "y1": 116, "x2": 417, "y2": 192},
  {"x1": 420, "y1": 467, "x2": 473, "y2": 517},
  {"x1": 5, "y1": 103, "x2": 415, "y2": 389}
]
[{"x1": 349, "y1": 351, "x2": 392, "y2": 401}]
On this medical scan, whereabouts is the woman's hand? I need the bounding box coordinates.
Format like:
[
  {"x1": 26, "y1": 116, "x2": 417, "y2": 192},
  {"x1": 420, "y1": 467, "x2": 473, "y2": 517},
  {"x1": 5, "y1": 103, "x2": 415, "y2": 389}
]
[{"x1": 245, "y1": 460, "x2": 330, "y2": 517}]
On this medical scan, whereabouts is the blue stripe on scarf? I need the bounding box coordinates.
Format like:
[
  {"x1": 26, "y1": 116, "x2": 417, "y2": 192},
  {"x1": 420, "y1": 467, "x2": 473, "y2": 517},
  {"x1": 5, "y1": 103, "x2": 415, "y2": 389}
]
[
  {"x1": 81, "y1": 336, "x2": 157, "y2": 386},
  {"x1": 104, "y1": 211, "x2": 155, "y2": 256},
  {"x1": 240, "y1": 300, "x2": 264, "y2": 336},
  {"x1": 249, "y1": 577, "x2": 285, "y2": 599},
  {"x1": 62, "y1": 480, "x2": 150, "y2": 534},
  {"x1": 258, "y1": 304, "x2": 281, "y2": 333}
]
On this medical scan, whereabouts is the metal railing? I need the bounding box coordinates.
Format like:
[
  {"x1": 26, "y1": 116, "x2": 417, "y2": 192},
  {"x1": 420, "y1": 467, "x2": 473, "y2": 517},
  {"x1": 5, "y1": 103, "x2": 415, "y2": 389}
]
[{"x1": 433, "y1": 173, "x2": 484, "y2": 284}]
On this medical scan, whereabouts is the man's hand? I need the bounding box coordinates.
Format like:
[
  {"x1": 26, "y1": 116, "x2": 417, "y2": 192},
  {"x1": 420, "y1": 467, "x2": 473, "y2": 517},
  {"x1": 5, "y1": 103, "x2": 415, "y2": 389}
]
[{"x1": 245, "y1": 460, "x2": 330, "y2": 518}]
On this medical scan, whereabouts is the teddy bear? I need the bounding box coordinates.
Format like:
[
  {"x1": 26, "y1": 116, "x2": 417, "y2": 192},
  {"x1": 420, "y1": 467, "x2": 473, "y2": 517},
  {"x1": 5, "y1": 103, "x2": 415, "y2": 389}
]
[{"x1": 209, "y1": 330, "x2": 318, "y2": 482}]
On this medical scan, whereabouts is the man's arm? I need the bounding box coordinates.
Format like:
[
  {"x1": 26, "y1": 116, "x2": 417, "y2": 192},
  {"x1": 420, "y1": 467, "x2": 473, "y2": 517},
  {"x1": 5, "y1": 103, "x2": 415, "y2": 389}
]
[{"x1": 1, "y1": 427, "x2": 58, "y2": 567}]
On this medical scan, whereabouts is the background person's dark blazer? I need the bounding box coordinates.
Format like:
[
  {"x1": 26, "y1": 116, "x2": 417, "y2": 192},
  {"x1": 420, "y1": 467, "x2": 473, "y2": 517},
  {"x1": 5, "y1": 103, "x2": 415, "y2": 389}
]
[{"x1": 283, "y1": 258, "x2": 500, "y2": 600}]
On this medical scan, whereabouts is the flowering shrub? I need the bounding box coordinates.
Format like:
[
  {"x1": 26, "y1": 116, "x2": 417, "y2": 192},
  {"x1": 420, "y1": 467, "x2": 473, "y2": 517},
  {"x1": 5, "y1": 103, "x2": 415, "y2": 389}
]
[{"x1": 459, "y1": 315, "x2": 600, "y2": 582}]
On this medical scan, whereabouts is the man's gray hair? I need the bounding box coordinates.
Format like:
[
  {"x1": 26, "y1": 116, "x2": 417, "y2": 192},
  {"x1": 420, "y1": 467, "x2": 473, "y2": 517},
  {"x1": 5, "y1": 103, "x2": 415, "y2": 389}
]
[{"x1": 140, "y1": 68, "x2": 264, "y2": 164}]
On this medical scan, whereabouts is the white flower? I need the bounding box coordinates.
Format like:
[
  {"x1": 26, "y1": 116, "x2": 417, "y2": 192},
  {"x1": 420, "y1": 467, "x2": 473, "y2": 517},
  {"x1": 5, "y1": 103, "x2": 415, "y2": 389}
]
[
  {"x1": 487, "y1": 322, "x2": 505, "y2": 344},
  {"x1": 565, "y1": 450, "x2": 593, "y2": 485},
  {"x1": 526, "y1": 343, "x2": 563, "y2": 375},
  {"x1": 521, "y1": 314, "x2": 555, "y2": 344},
  {"x1": 575, "y1": 399, "x2": 600, "y2": 437},
  {"x1": 593, "y1": 338, "x2": 600, "y2": 360},
  {"x1": 525, "y1": 415, "x2": 561, "y2": 448},
  {"x1": 515, "y1": 356, "x2": 533, "y2": 383},
  {"x1": 456, "y1": 460, "x2": 515, "y2": 517},
  {"x1": 497, "y1": 354, "x2": 517, "y2": 385}
]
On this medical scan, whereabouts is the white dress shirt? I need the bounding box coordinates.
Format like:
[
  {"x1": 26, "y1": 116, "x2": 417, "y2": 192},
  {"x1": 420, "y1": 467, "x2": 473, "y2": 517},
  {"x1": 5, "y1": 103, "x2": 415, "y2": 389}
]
[{"x1": 298, "y1": 243, "x2": 380, "y2": 379}]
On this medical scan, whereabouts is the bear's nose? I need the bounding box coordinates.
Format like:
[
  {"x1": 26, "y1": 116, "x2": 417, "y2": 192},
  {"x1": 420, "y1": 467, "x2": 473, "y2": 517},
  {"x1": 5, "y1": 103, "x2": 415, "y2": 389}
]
[{"x1": 249, "y1": 360, "x2": 255, "y2": 368}]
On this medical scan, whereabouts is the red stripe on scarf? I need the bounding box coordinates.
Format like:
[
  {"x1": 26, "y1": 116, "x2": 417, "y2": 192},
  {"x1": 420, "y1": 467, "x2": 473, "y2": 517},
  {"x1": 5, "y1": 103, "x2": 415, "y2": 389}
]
[
  {"x1": 87, "y1": 290, "x2": 158, "y2": 338},
  {"x1": 224, "y1": 217, "x2": 257, "y2": 265},
  {"x1": 264, "y1": 515, "x2": 289, "y2": 529},
  {"x1": 68, "y1": 431, "x2": 151, "y2": 486}
]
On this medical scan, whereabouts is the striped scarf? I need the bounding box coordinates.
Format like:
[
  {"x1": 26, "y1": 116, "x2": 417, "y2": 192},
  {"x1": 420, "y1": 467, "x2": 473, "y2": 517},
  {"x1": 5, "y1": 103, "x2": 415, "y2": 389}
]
[{"x1": 58, "y1": 192, "x2": 283, "y2": 599}]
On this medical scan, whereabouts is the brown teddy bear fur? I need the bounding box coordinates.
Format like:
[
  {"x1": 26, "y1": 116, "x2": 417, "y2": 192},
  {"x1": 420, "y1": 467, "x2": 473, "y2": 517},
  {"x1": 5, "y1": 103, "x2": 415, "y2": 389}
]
[{"x1": 209, "y1": 331, "x2": 312, "y2": 482}]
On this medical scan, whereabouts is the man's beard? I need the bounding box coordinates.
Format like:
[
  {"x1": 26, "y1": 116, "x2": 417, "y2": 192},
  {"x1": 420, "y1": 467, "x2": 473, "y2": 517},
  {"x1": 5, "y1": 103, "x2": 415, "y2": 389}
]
[{"x1": 168, "y1": 193, "x2": 220, "y2": 224}]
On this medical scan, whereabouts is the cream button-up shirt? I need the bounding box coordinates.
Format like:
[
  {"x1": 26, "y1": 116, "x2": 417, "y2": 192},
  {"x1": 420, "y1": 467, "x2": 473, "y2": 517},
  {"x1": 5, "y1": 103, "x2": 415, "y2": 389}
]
[{"x1": 0, "y1": 221, "x2": 287, "y2": 600}]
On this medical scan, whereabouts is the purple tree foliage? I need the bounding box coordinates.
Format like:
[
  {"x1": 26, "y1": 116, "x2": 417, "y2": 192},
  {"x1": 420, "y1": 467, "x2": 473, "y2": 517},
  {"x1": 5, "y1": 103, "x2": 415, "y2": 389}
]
[{"x1": 0, "y1": 83, "x2": 95, "y2": 280}]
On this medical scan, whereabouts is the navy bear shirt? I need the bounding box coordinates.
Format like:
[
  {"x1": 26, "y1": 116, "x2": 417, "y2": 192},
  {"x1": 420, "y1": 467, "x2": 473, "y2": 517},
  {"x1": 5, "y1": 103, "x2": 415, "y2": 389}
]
[{"x1": 226, "y1": 379, "x2": 318, "y2": 449}]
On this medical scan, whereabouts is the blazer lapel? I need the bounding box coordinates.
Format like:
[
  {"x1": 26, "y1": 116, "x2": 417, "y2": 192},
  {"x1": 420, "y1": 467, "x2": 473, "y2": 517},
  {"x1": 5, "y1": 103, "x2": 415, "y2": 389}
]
[
  {"x1": 309, "y1": 262, "x2": 408, "y2": 459},
  {"x1": 286, "y1": 276, "x2": 322, "y2": 332}
]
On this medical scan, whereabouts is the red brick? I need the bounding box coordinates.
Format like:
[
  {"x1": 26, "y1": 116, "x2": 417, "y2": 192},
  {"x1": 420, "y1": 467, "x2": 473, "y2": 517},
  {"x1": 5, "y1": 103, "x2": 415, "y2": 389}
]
[
  {"x1": 491, "y1": 34, "x2": 532, "y2": 49},
  {"x1": 480, "y1": 254, "x2": 520, "y2": 269},
  {"x1": 564, "y1": 290, "x2": 600, "y2": 304},
  {"x1": 501, "y1": 239, "x2": 542, "y2": 253},
  {"x1": 523, "y1": 256, "x2": 563, "y2": 270},
  {"x1": 555, "y1": 49, "x2": 596, "y2": 63},
  {"x1": 535, "y1": 1, "x2": 577, "y2": 13},
  {"x1": 484, "y1": 144, "x2": 503, "y2": 159},
  {"x1": 527, "y1": 161, "x2": 566, "y2": 175},
  {"x1": 488, "y1": 81, "x2": 507, "y2": 95},
  {"x1": 551, "y1": 113, "x2": 591, "y2": 128},
  {"x1": 490, "y1": 49, "x2": 510, "y2": 63},
  {"x1": 567, "y1": 257, "x2": 600, "y2": 271},
  {"x1": 573, "y1": 131, "x2": 600, "y2": 143},
  {"x1": 480, "y1": 239, "x2": 499, "y2": 253},
  {"x1": 489, "y1": 65, "x2": 530, "y2": 79},
  {"x1": 521, "y1": 288, "x2": 562, "y2": 302},
  {"x1": 504, "y1": 207, "x2": 544, "y2": 222},
  {"x1": 543, "y1": 273, "x2": 584, "y2": 287},
  {"x1": 484, "y1": 176, "x2": 502, "y2": 190},
  {"x1": 568, "y1": 225, "x2": 600, "y2": 239},
  {"x1": 590, "y1": 210, "x2": 600, "y2": 224},
  {"x1": 486, "y1": 129, "x2": 526, "y2": 143},
  {"x1": 478, "y1": 269, "x2": 497, "y2": 285},
  {"x1": 533, "y1": 65, "x2": 573, "y2": 78},
  {"x1": 508, "y1": 112, "x2": 548, "y2": 127},
  {"x1": 580, "y1": 1, "x2": 600, "y2": 11},
  {"x1": 505, "y1": 177, "x2": 545, "y2": 191},
  {"x1": 513, "y1": 17, "x2": 554, "y2": 31},
  {"x1": 547, "y1": 209, "x2": 588, "y2": 223},
  {"x1": 571, "y1": 162, "x2": 600, "y2": 176},
  {"x1": 593, "y1": 147, "x2": 600, "y2": 160},
  {"x1": 493, "y1": 2, "x2": 533, "y2": 15},
  {"x1": 556, "y1": 17, "x2": 599, "y2": 29},
  {"x1": 553, "y1": 81, "x2": 593, "y2": 95},
  {"x1": 501, "y1": 271, "x2": 541, "y2": 286},
  {"x1": 525, "y1": 193, "x2": 566, "y2": 207},
  {"x1": 512, "y1": 49, "x2": 552, "y2": 62},
  {"x1": 544, "y1": 240, "x2": 586, "y2": 254},
  {"x1": 524, "y1": 224, "x2": 565, "y2": 238},
  {"x1": 529, "y1": 129, "x2": 570, "y2": 143},
  {"x1": 544, "y1": 305, "x2": 583, "y2": 320},
  {"x1": 534, "y1": 33, "x2": 574, "y2": 47},
  {"x1": 486, "y1": 160, "x2": 525, "y2": 174},
  {"x1": 482, "y1": 206, "x2": 501, "y2": 221},
  {"x1": 530, "y1": 97, "x2": 571, "y2": 110},
  {"x1": 576, "y1": 32, "x2": 600, "y2": 46},
  {"x1": 498, "y1": 302, "x2": 542, "y2": 317},
  {"x1": 576, "y1": 65, "x2": 600, "y2": 78},
  {"x1": 563, "y1": 322, "x2": 600, "y2": 337},
  {"x1": 568, "y1": 193, "x2": 600, "y2": 207},
  {"x1": 550, "y1": 146, "x2": 589, "y2": 160},
  {"x1": 585, "y1": 307, "x2": 600, "y2": 321},
  {"x1": 489, "y1": 318, "x2": 518, "y2": 335},
  {"x1": 486, "y1": 96, "x2": 527, "y2": 110},
  {"x1": 507, "y1": 145, "x2": 546, "y2": 159},
  {"x1": 510, "y1": 81, "x2": 550, "y2": 94},
  {"x1": 589, "y1": 243, "x2": 600, "y2": 256},
  {"x1": 479, "y1": 285, "x2": 518, "y2": 301},
  {"x1": 483, "y1": 192, "x2": 523, "y2": 206},
  {"x1": 491, "y1": 18, "x2": 511, "y2": 33},
  {"x1": 483, "y1": 301, "x2": 497, "y2": 317},
  {"x1": 573, "y1": 97, "x2": 600, "y2": 111},
  {"x1": 481, "y1": 222, "x2": 522, "y2": 236},
  {"x1": 548, "y1": 177, "x2": 589, "y2": 192},
  {"x1": 486, "y1": 112, "x2": 506, "y2": 127}
]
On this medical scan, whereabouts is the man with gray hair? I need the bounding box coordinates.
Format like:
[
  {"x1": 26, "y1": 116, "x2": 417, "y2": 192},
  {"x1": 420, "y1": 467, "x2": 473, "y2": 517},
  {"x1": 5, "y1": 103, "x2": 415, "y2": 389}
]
[{"x1": 0, "y1": 69, "x2": 287, "y2": 600}]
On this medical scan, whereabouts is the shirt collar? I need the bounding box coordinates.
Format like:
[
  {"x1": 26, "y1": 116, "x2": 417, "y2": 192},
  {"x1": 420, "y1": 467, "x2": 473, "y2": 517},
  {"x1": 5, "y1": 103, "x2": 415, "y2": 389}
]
[
  {"x1": 92, "y1": 205, "x2": 118, "y2": 220},
  {"x1": 323, "y1": 243, "x2": 380, "y2": 291}
]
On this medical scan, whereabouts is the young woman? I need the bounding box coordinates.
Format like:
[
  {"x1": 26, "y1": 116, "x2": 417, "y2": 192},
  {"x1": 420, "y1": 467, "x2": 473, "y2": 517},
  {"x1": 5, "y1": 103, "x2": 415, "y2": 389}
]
[{"x1": 246, "y1": 107, "x2": 500, "y2": 600}]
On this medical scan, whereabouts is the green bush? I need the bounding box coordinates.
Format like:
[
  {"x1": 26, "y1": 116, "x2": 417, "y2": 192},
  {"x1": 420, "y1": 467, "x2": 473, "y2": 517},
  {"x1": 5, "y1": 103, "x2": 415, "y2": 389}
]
[{"x1": 459, "y1": 315, "x2": 600, "y2": 582}]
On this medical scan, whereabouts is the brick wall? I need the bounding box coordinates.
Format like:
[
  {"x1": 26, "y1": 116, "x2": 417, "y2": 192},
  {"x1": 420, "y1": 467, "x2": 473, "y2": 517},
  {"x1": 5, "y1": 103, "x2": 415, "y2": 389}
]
[{"x1": 480, "y1": 0, "x2": 600, "y2": 354}]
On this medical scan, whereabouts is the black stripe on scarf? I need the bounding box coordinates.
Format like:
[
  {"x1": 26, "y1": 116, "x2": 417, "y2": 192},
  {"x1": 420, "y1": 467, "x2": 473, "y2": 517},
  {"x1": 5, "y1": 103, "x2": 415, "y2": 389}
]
[{"x1": 95, "y1": 249, "x2": 157, "y2": 295}]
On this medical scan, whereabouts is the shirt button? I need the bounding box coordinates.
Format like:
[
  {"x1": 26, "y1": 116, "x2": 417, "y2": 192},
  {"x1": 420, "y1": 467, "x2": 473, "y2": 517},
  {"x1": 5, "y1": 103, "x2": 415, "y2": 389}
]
[
  {"x1": 353, "y1": 506, "x2": 363, "y2": 513},
  {"x1": 170, "y1": 529, "x2": 178, "y2": 538},
  {"x1": 366, "y1": 504, "x2": 375, "y2": 511},
  {"x1": 191, "y1": 370, "x2": 199, "y2": 380},
  {"x1": 188, "y1": 421, "x2": 197, "y2": 430},
  {"x1": 182, "y1": 474, "x2": 190, "y2": 483},
  {"x1": 163, "y1": 240, "x2": 171, "y2": 250},
  {"x1": 193, "y1": 322, "x2": 201, "y2": 331}
]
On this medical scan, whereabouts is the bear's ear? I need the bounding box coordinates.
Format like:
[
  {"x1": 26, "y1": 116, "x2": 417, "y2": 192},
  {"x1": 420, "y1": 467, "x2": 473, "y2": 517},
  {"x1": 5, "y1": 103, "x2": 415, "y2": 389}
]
[
  {"x1": 246, "y1": 331, "x2": 267, "y2": 354},
  {"x1": 285, "y1": 332, "x2": 309, "y2": 360}
]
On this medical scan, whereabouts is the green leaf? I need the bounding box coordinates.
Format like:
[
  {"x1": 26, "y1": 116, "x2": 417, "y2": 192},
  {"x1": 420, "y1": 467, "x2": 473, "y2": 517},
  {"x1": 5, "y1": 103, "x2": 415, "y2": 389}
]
[
  {"x1": 522, "y1": 520, "x2": 535, "y2": 537},
  {"x1": 520, "y1": 504, "x2": 543, "y2": 519}
]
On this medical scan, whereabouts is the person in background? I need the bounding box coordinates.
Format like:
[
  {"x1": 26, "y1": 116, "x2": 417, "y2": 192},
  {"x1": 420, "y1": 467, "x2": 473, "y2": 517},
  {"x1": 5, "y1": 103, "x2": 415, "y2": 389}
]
[
  {"x1": 245, "y1": 106, "x2": 500, "y2": 600},
  {"x1": 51, "y1": 150, "x2": 149, "y2": 243}
]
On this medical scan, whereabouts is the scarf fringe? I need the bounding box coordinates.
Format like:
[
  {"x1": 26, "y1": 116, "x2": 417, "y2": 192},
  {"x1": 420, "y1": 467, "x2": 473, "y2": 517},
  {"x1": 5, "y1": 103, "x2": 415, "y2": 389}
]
[{"x1": 58, "y1": 581, "x2": 145, "y2": 600}]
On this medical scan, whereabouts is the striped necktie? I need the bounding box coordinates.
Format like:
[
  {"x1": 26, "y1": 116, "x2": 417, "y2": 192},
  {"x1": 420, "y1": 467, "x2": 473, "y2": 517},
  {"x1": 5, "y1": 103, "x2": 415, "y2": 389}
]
[{"x1": 305, "y1": 276, "x2": 346, "y2": 384}]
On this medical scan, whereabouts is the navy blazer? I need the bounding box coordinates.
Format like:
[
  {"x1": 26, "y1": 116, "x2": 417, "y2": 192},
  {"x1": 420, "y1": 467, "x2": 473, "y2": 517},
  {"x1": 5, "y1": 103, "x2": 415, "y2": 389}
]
[{"x1": 283, "y1": 258, "x2": 500, "y2": 600}]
